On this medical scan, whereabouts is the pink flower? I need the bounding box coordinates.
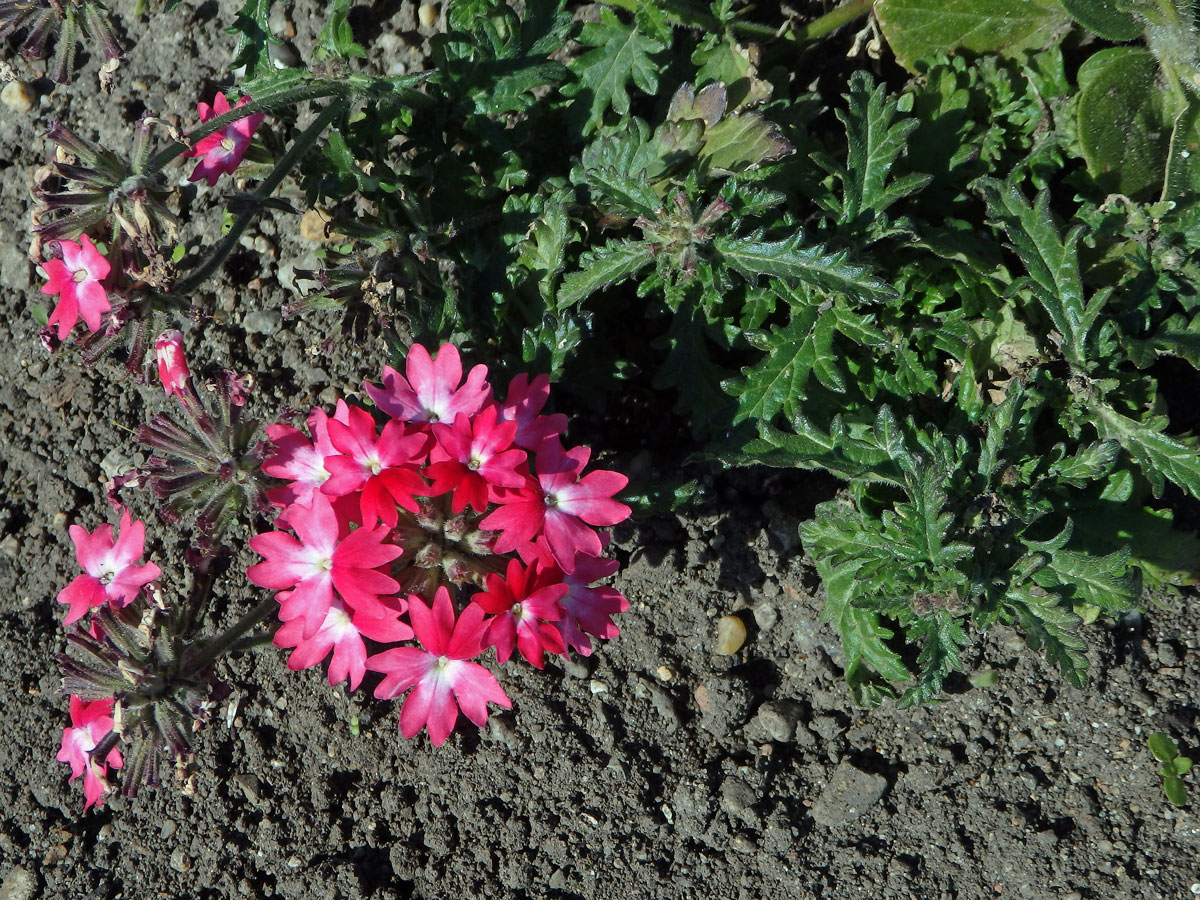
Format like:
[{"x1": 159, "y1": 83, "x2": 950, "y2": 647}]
[
  {"x1": 56, "y1": 696, "x2": 123, "y2": 810},
  {"x1": 365, "y1": 343, "x2": 491, "y2": 425},
  {"x1": 497, "y1": 373, "x2": 568, "y2": 450},
  {"x1": 57, "y1": 510, "x2": 162, "y2": 625},
  {"x1": 247, "y1": 493, "x2": 402, "y2": 639},
  {"x1": 425, "y1": 407, "x2": 527, "y2": 513},
  {"x1": 482, "y1": 438, "x2": 631, "y2": 570},
  {"x1": 274, "y1": 596, "x2": 413, "y2": 691},
  {"x1": 472, "y1": 559, "x2": 566, "y2": 668},
  {"x1": 263, "y1": 402, "x2": 349, "y2": 513},
  {"x1": 322, "y1": 405, "x2": 432, "y2": 526},
  {"x1": 367, "y1": 586, "x2": 511, "y2": 746},
  {"x1": 185, "y1": 92, "x2": 265, "y2": 187},
  {"x1": 553, "y1": 550, "x2": 628, "y2": 656},
  {"x1": 41, "y1": 234, "x2": 111, "y2": 339},
  {"x1": 154, "y1": 330, "x2": 192, "y2": 398}
]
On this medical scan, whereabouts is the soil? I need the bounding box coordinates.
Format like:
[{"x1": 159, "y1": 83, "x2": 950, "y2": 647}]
[{"x1": 1, "y1": 3, "x2": 1198, "y2": 900}]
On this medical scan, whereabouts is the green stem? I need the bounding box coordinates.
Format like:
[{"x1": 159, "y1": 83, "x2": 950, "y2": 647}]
[
  {"x1": 185, "y1": 596, "x2": 279, "y2": 674},
  {"x1": 145, "y1": 80, "x2": 354, "y2": 175},
  {"x1": 171, "y1": 100, "x2": 347, "y2": 298},
  {"x1": 794, "y1": 0, "x2": 875, "y2": 43}
]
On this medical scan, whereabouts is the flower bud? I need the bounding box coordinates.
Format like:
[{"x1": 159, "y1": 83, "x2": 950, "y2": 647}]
[{"x1": 155, "y1": 331, "x2": 191, "y2": 398}]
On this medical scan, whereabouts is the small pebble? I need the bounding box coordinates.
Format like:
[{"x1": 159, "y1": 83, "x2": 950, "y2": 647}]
[
  {"x1": 418, "y1": 3, "x2": 439, "y2": 29},
  {"x1": 269, "y1": 41, "x2": 301, "y2": 69},
  {"x1": 169, "y1": 849, "x2": 192, "y2": 872},
  {"x1": 1, "y1": 81, "x2": 35, "y2": 113},
  {"x1": 0, "y1": 867, "x2": 35, "y2": 900},
  {"x1": 655, "y1": 665, "x2": 676, "y2": 682},
  {"x1": 715, "y1": 615, "x2": 747, "y2": 655},
  {"x1": 588, "y1": 679, "x2": 608, "y2": 694}
]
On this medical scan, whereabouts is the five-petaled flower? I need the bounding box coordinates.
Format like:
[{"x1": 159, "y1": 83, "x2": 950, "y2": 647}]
[
  {"x1": 247, "y1": 493, "x2": 403, "y2": 639},
  {"x1": 57, "y1": 509, "x2": 162, "y2": 625},
  {"x1": 367, "y1": 587, "x2": 511, "y2": 746},
  {"x1": 41, "y1": 234, "x2": 111, "y2": 339},
  {"x1": 185, "y1": 92, "x2": 265, "y2": 187},
  {"x1": 472, "y1": 558, "x2": 566, "y2": 668},
  {"x1": 365, "y1": 342, "x2": 490, "y2": 426},
  {"x1": 57, "y1": 696, "x2": 123, "y2": 810}
]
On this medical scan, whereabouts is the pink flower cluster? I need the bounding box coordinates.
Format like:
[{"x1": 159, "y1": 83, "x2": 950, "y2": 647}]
[
  {"x1": 55, "y1": 509, "x2": 159, "y2": 808},
  {"x1": 249, "y1": 343, "x2": 632, "y2": 745}
]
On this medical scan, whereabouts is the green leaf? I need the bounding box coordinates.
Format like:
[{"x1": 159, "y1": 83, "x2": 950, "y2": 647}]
[
  {"x1": 315, "y1": 0, "x2": 366, "y2": 59},
  {"x1": 1149, "y1": 731, "x2": 1181, "y2": 763},
  {"x1": 1087, "y1": 402, "x2": 1200, "y2": 499},
  {"x1": 713, "y1": 230, "x2": 897, "y2": 301},
  {"x1": 700, "y1": 112, "x2": 793, "y2": 175},
  {"x1": 1077, "y1": 48, "x2": 1168, "y2": 197},
  {"x1": 514, "y1": 195, "x2": 576, "y2": 302},
  {"x1": 1036, "y1": 547, "x2": 1142, "y2": 611},
  {"x1": 1061, "y1": 0, "x2": 1142, "y2": 40},
  {"x1": 727, "y1": 412, "x2": 902, "y2": 484},
  {"x1": 1006, "y1": 588, "x2": 1090, "y2": 687},
  {"x1": 977, "y1": 178, "x2": 1107, "y2": 369},
  {"x1": 1164, "y1": 774, "x2": 1190, "y2": 807},
  {"x1": 817, "y1": 557, "x2": 912, "y2": 687},
  {"x1": 815, "y1": 70, "x2": 933, "y2": 230},
  {"x1": 558, "y1": 240, "x2": 654, "y2": 307},
  {"x1": 875, "y1": 0, "x2": 1072, "y2": 73},
  {"x1": 228, "y1": 0, "x2": 277, "y2": 75},
  {"x1": 899, "y1": 615, "x2": 971, "y2": 706},
  {"x1": 564, "y1": 8, "x2": 667, "y2": 135},
  {"x1": 653, "y1": 306, "x2": 736, "y2": 437}
]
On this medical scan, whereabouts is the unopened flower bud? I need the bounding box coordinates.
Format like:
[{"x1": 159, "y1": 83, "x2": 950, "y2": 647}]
[{"x1": 155, "y1": 331, "x2": 191, "y2": 399}]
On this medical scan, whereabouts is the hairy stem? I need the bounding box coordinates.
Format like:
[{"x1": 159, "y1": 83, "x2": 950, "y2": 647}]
[
  {"x1": 185, "y1": 596, "x2": 279, "y2": 675},
  {"x1": 795, "y1": 0, "x2": 875, "y2": 42}
]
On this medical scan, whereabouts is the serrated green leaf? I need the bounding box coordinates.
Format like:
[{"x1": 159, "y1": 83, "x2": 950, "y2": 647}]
[
  {"x1": 558, "y1": 239, "x2": 654, "y2": 307},
  {"x1": 1087, "y1": 402, "x2": 1200, "y2": 499},
  {"x1": 653, "y1": 306, "x2": 736, "y2": 437},
  {"x1": 899, "y1": 615, "x2": 971, "y2": 706},
  {"x1": 817, "y1": 557, "x2": 912, "y2": 686},
  {"x1": 316, "y1": 0, "x2": 366, "y2": 59},
  {"x1": 1007, "y1": 587, "x2": 1090, "y2": 687},
  {"x1": 815, "y1": 70, "x2": 932, "y2": 231},
  {"x1": 875, "y1": 0, "x2": 1072, "y2": 73},
  {"x1": 700, "y1": 112, "x2": 793, "y2": 175},
  {"x1": 1062, "y1": 0, "x2": 1142, "y2": 40},
  {"x1": 729, "y1": 413, "x2": 902, "y2": 483},
  {"x1": 978, "y1": 179, "x2": 1106, "y2": 369},
  {"x1": 713, "y1": 230, "x2": 897, "y2": 301},
  {"x1": 1036, "y1": 547, "x2": 1142, "y2": 611},
  {"x1": 515, "y1": 196, "x2": 575, "y2": 302},
  {"x1": 564, "y1": 8, "x2": 667, "y2": 135},
  {"x1": 1047, "y1": 440, "x2": 1120, "y2": 487},
  {"x1": 585, "y1": 165, "x2": 661, "y2": 219},
  {"x1": 228, "y1": 0, "x2": 277, "y2": 75}
]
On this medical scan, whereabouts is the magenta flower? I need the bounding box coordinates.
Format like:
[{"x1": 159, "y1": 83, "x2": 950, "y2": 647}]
[
  {"x1": 553, "y1": 549, "x2": 628, "y2": 657},
  {"x1": 154, "y1": 330, "x2": 192, "y2": 399},
  {"x1": 365, "y1": 343, "x2": 491, "y2": 425},
  {"x1": 472, "y1": 558, "x2": 567, "y2": 668},
  {"x1": 497, "y1": 373, "x2": 568, "y2": 450},
  {"x1": 263, "y1": 402, "x2": 349, "y2": 513},
  {"x1": 56, "y1": 696, "x2": 123, "y2": 810},
  {"x1": 367, "y1": 587, "x2": 511, "y2": 746},
  {"x1": 425, "y1": 407, "x2": 527, "y2": 513},
  {"x1": 322, "y1": 405, "x2": 432, "y2": 526},
  {"x1": 41, "y1": 234, "x2": 111, "y2": 339},
  {"x1": 247, "y1": 493, "x2": 402, "y2": 639},
  {"x1": 274, "y1": 596, "x2": 413, "y2": 691},
  {"x1": 184, "y1": 92, "x2": 265, "y2": 187},
  {"x1": 57, "y1": 510, "x2": 162, "y2": 625},
  {"x1": 482, "y1": 438, "x2": 631, "y2": 570}
]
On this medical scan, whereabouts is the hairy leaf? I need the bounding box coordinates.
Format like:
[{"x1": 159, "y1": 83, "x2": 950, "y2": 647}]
[
  {"x1": 564, "y1": 8, "x2": 667, "y2": 135},
  {"x1": 1087, "y1": 403, "x2": 1200, "y2": 500},
  {"x1": 713, "y1": 230, "x2": 897, "y2": 300},
  {"x1": 1006, "y1": 587, "x2": 1089, "y2": 687},
  {"x1": 228, "y1": 0, "x2": 277, "y2": 75},
  {"x1": 817, "y1": 556, "x2": 912, "y2": 688},
  {"x1": 558, "y1": 240, "x2": 654, "y2": 307},
  {"x1": 315, "y1": 0, "x2": 366, "y2": 59}
]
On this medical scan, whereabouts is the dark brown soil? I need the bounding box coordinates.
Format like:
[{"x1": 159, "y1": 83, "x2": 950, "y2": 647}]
[{"x1": 1, "y1": 3, "x2": 1197, "y2": 899}]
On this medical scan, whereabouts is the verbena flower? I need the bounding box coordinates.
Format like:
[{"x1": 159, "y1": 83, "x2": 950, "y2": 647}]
[
  {"x1": 365, "y1": 342, "x2": 490, "y2": 425},
  {"x1": 154, "y1": 330, "x2": 191, "y2": 399},
  {"x1": 57, "y1": 509, "x2": 161, "y2": 625},
  {"x1": 184, "y1": 92, "x2": 265, "y2": 187},
  {"x1": 56, "y1": 695, "x2": 123, "y2": 809},
  {"x1": 254, "y1": 343, "x2": 632, "y2": 742},
  {"x1": 367, "y1": 587, "x2": 511, "y2": 746},
  {"x1": 247, "y1": 493, "x2": 402, "y2": 639},
  {"x1": 41, "y1": 234, "x2": 111, "y2": 339}
]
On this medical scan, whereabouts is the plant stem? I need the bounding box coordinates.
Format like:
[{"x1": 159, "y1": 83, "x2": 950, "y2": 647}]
[
  {"x1": 145, "y1": 80, "x2": 354, "y2": 175},
  {"x1": 794, "y1": 0, "x2": 875, "y2": 43},
  {"x1": 171, "y1": 100, "x2": 347, "y2": 298},
  {"x1": 186, "y1": 596, "x2": 279, "y2": 674}
]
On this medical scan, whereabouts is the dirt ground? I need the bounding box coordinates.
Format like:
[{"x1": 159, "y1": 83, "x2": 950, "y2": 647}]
[{"x1": 1, "y1": 2, "x2": 1197, "y2": 899}]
